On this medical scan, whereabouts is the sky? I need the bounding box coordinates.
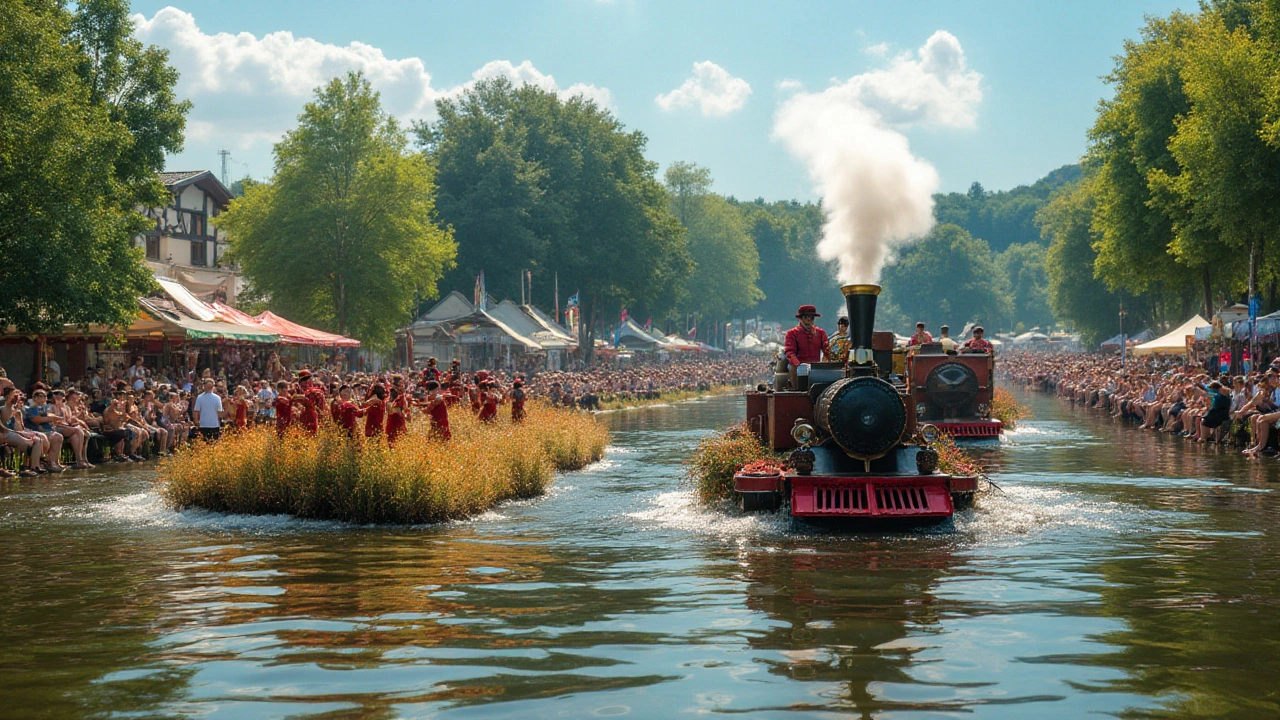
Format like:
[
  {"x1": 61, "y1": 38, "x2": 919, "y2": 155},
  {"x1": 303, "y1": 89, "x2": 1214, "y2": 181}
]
[{"x1": 129, "y1": 0, "x2": 1193, "y2": 201}]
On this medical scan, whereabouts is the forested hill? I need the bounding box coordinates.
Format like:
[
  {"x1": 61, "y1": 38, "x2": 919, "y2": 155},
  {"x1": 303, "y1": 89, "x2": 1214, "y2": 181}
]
[{"x1": 932, "y1": 164, "x2": 1081, "y2": 253}]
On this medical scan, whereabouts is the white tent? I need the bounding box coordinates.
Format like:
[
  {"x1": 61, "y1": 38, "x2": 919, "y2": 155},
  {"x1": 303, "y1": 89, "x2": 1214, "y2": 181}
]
[{"x1": 1132, "y1": 315, "x2": 1210, "y2": 356}]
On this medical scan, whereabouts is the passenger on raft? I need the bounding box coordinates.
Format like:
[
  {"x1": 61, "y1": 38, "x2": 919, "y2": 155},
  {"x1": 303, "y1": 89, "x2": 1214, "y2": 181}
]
[
  {"x1": 962, "y1": 326, "x2": 994, "y2": 354},
  {"x1": 827, "y1": 317, "x2": 851, "y2": 364},
  {"x1": 908, "y1": 321, "x2": 933, "y2": 347},
  {"x1": 783, "y1": 304, "x2": 829, "y2": 389}
]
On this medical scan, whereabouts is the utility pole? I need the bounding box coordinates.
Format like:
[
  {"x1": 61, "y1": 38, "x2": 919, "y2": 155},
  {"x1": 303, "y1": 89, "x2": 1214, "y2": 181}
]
[{"x1": 218, "y1": 149, "x2": 231, "y2": 186}]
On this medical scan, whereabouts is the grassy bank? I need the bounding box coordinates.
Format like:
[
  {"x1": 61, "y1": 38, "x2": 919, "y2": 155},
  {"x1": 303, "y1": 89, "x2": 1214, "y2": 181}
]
[
  {"x1": 157, "y1": 403, "x2": 608, "y2": 524},
  {"x1": 597, "y1": 383, "x2": 755, "y2": 411}
]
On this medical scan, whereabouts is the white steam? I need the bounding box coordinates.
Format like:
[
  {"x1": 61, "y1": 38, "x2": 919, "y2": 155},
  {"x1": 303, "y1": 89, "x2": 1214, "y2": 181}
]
[{"x1": 772, "y1": 31, "x2": 982, "y2": 284}]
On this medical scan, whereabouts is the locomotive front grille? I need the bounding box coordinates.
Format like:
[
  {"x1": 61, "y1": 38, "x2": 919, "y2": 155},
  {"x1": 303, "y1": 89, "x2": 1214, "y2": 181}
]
[
  {"x1": 791, "y1": 479, "x2": 955, "y2": 517},
  {"x1": 814, "y1": 484, "x2": 869, "y2": 511}
]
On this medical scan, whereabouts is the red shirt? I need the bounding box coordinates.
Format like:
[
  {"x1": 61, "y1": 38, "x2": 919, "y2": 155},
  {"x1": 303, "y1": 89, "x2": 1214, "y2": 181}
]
[
  {"x1": 338, "y1": 400, "x2": 361, "y2": 433},
  {"x1": 784, "y1": 324, "x2": 829, "y2": 368},
  {"x1": 909, "y1": 331, "x2": 934, "y2": 346},
  {"x1": 964, "y1": 337, "x2": 993, "y2": 353},
  {"x1": 274, "y1": 396, "x2": 292, "y2": 433}
]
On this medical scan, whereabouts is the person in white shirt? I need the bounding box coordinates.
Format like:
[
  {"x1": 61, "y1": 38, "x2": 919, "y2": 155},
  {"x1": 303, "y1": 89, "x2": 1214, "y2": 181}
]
[
  {"x1": 256, "y1": 382, "x2": 277, "y2": 422},
  {"x1": 193, "y1": 379, "x2": 225, "y2": 441}
]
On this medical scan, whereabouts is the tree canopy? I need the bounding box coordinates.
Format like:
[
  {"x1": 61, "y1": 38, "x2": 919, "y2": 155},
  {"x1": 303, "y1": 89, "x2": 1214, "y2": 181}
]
[
  {"x1": 219, "y1": 72, "x2": 456, "y2": 349},
  {"x1": 879, "y1": 224, "x2": 1012, "y2": 333},
  {"x1": 422, "y1": 78, "x2": 691, "y2": 359},
  {"x1": 0, "y1": 0, "x2": 186, "y2": 332}
]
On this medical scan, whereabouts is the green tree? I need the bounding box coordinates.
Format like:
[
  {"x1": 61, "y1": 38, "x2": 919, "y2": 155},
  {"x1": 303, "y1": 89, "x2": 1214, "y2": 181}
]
[
  {"x1": 932, "y1": 165, "x2": 1081, "y2": 253},
  {"x1": 1154, "y1": 12, "x2": 1280, "y2": 307},
  {"x1": 424, "y1": 78, "x2": 691, "y2": 361},
  {"x1": 879, "y1": 224, "x2": 1012, "y2": 334},
  {"x1": 997, "y1": 242, "x2": 1054, "y2": 331},
  {"x1": 1040, "y1": 180, "x2": 1135, "y2": 346},
  {"x1": 0, "y1": 0, "x2": 184, "y2": 332},
  {"x1": 664, "y1": 162, "x2": 762, "y2": 331},
  {"x1": 220, "y1": 72, "x2": 456, "y2": 349},
  {"x1": 736, "y1": 198, "x2": 837, "y2": 322}
]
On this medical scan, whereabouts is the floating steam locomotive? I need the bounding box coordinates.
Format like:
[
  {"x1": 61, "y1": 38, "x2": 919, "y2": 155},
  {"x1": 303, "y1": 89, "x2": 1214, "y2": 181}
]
[
  {"x1": 906, "y1": 343, "x2": 1001, "y2": 439},
  {"x1": 738, "y1": 284, "x2": 978, "y2": 523}
]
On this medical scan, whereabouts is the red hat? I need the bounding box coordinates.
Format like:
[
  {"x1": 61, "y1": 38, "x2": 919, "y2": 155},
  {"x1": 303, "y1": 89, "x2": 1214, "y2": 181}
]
[
  {"x1": 476, "y1": 370, "x2": 490, "y2": 381},
  {"x1": 796, "y1": 305, "x2": 821, "y2": 318},
  {"x1": 297, "y1": 369, "x2": 312, "y2": 381}
]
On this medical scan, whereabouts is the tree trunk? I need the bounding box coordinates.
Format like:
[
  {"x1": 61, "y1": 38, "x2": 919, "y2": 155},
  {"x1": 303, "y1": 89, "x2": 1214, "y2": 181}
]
[{"x1": 1202, "y1": 265, "x2": 1213, "y2": 320}]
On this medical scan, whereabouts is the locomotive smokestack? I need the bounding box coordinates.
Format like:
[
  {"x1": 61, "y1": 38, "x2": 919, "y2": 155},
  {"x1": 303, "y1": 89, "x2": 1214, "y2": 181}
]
[{"x1": 841, "y1": 284, "x2": 880, "y2": 364}]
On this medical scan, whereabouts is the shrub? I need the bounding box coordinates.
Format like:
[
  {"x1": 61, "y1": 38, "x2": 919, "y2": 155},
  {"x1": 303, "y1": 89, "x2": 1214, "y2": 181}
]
[
  {"x1": 686, "y1": 424, "x2": 774, "y2": 504},
  {"x1": 991, "y1": 387, "x2": 1030, "y2": 429},
  {"x1": 157, "y1": 402, "x2": 608, "y2": 524}
]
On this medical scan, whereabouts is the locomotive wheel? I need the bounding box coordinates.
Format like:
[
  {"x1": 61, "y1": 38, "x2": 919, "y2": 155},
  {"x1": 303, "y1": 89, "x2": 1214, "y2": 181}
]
[{"x1": 737, "y1": 491, "x2": 781, "y2": 513}]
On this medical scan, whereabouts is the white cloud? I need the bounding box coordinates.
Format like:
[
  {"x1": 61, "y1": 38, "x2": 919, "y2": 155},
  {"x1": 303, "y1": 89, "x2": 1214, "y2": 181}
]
[
  {"x1": 835, "y1": 30, "x2": 982, "y2": 129},
  {"x1": 655, "y1": 61, "x2": 752, "y2": 116},
  {"x1": 776, "y1": 78, "x2": 804, "y2": 91},
  {"x1": 132, "y1": 7, "x2": 612, "y2": 153},
  {"x1": 863, "y1": 42, "x2": 890, "y2": 57}
]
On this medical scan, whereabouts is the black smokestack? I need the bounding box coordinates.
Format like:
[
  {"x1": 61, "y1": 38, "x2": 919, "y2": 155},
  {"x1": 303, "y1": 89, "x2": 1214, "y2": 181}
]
[{"x1": 841, "y1": 284, "x2": 880, "y2": 358}]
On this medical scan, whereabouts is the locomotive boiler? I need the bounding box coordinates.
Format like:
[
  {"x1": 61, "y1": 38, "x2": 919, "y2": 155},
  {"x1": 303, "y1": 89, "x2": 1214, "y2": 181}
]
[{"x1": 738, "y1": 284, "x2": 977, "y2": 523}]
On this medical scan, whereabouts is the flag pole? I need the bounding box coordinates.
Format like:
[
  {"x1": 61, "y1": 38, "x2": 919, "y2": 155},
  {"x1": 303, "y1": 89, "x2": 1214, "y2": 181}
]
[{"x1": 554, "y1": 272, "x2": 560, "y2": 322}]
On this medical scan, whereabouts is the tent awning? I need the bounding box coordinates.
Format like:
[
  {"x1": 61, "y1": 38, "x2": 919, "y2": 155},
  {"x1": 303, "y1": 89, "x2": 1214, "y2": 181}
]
[
  {"x1": 138, "y1": 299, "x2": 279, "y2": 343},
  {"x1": 255, "y1": 311, "x2": 361, "y2": 347},
  {"x1": 1133, "y1": 315, "x2": 1209, "y2": 356}
]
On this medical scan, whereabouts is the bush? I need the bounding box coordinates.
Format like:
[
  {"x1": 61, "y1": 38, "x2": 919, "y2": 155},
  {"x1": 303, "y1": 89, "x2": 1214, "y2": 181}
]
[
  {"x1": 157, "y1": 402, "x2": 608, "y2": 524},
  {"x1": 686, "y1": 424, "x2": 774, "y2": 504},
  {"x1": 991, "y1": 387, "x2": 1030, "y2": 428}
]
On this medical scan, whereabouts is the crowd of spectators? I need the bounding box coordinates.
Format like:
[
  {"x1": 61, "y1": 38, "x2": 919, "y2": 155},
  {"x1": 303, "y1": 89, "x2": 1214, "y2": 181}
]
[
  {"x1": 527, "y1": 357, "x2": 767, "y2": 409},
  {"x1": 1003, "y1": 351, "x2": 1278, "y2": 455},
  {"x1": 0, "y1": 353, "x2": 767, "y2": 476}
]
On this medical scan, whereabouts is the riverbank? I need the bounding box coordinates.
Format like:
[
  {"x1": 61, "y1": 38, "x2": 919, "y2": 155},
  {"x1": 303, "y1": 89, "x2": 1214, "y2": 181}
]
[
  {"x1": 596, "y1": 382, "x2": 757, "y2": 411},
  {"x1": 157, "y1": 403, "x2": 608, "y2": 524}
]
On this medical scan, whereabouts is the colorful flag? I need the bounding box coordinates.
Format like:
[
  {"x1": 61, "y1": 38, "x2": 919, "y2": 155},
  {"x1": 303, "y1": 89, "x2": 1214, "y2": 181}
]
[
  {"x1": 620, "y1": 307, "x2": 628, "y2": 323},
  {"x1": 567, "y1": 292, "x2": 579, "y2": 308},
  {"x1": 643, "y1": 317, "x2": 652, "y2": 332},
  {"x1": 477, "y1": 270, "x2": 487, "y2": 311},
  {"x1": 473, "y1": 274, "x2": 482, "y2": 310}
]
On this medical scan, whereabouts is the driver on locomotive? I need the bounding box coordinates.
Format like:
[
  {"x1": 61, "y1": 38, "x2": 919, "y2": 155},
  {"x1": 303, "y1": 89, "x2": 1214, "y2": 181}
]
[
  {"x1": 783, "y1": 305, "x2": 829, "y2": 388},
  {"x1": 962, "y1": 326, "x2": 994, "y2": 354}
]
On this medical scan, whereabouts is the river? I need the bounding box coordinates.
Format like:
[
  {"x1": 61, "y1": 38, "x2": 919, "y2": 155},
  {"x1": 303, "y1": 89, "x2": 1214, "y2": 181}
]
[{"x1": 2, "y1": 388, "x2": 1278, "y2": 719}]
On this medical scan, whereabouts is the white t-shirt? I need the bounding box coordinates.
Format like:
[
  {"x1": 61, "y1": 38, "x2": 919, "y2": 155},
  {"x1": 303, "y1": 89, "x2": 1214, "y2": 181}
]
[
  {"x1": 194, "y1": 391, "x2": 224, "y2": 428},
  {"x1": 256, "y1": 387, "x2": 276, "y2": 416}
]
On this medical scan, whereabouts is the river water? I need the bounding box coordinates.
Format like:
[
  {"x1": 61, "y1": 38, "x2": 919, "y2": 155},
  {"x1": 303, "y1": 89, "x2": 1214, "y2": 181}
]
[{"x1": 2, "y1": 388, "x2": 1279, "y2": 719}]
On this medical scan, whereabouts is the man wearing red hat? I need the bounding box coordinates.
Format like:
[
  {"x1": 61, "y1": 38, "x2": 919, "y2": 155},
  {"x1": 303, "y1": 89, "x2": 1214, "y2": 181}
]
[{"x1": 784, "y1": 304, "x2": 829, "y2": 376}]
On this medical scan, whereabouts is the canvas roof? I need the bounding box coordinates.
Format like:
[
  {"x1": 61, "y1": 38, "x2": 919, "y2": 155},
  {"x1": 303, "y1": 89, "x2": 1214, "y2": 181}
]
[
  {"x1": 412, "y1": 309, "x2": 543, "y2": 351},
  {"x1": 154, "y1": 276, "x2": 218, "y2": 322},
  {"x1": 136, "y1": 297, "x2": 279, "y2": 343},
  {"x1": 489, "y1": 301, "x2": 573, "y2": 349},
  {"x1": 1133, "y1": 315, "x2": 1210, "y2": 356},
  {"x1": 256, "y1": 311, "x2": 360, "y2": 347},
  {"x1": 616, "y1": 318, "x2": 665, "y2": 347}
]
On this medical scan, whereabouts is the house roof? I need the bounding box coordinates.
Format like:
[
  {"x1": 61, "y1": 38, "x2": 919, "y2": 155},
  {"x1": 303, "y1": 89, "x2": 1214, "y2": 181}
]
[
  {"x1": 411, "y1": 309, "x2": 543, "y2": 351},
  {"x1": 489, "y1": 301, "x2": 574, "y2": 349},
  {"x1": 159, "y1": 170, "x2": 232, "y2": 207},
  {"x1": 417, "y1": 291, "x2": 474, "y2": 323}
]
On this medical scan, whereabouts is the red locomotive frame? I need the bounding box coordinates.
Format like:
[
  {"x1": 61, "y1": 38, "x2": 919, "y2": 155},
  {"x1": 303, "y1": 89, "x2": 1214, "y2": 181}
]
[{"x1": 906, "y1": 348, "x2": 1002, "y2": 439}]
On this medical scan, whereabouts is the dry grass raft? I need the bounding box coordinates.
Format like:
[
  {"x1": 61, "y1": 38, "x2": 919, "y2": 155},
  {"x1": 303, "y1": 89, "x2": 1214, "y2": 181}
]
[{"x1": 157, "y1": 403, "x2": 609, "y2": 524}]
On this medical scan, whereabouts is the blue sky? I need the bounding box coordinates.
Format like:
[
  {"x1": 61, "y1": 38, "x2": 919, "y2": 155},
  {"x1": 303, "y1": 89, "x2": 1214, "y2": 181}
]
[{"x1": 130, "y1": 0, "x2": 1191, "y2": 200}]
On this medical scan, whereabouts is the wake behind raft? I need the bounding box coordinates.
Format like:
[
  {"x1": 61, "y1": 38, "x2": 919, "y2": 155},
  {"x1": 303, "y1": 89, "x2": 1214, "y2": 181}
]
[{"x1": 736, "y1": 284, "x2": 978, "y2": 524}]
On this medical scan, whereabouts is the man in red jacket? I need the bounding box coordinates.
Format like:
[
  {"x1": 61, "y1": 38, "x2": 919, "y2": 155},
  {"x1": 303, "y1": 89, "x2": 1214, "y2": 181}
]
[{"x1": 784, "y1": 304, "x2": 829, "y2": 387}]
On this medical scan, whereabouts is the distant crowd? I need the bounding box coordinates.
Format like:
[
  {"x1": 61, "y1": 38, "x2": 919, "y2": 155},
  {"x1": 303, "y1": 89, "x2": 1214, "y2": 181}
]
[
  {"x1": 0, "y1": 353, "x2": 767, "y2": 477},
  {"x1": 1003, "y1": 351, "x2": 1280, "y2": 456}
]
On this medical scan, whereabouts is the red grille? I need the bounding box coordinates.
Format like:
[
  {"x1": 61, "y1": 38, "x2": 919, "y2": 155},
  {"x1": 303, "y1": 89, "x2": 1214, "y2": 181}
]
[
  {"x1": 814, "y1": 484, "x2": 869, "y2": 511},
  {"x1": 792, "y1": 478, "x2": 954, "y2": 518},
  {"x1": 935, "y1": 421, "x2": 1002, "y2": 437}
]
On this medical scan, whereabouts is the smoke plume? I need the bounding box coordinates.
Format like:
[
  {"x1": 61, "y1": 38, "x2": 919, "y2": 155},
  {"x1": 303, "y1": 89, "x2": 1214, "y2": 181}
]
[{"x1": 773, "y1": 31, "x2": 982, "y2": 284}]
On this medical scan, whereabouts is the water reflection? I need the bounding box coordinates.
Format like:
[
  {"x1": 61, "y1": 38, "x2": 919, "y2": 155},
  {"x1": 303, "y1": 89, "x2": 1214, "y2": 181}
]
[{"x1": 1, "y1": 390, "x2": 1279, "y2": 717}]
